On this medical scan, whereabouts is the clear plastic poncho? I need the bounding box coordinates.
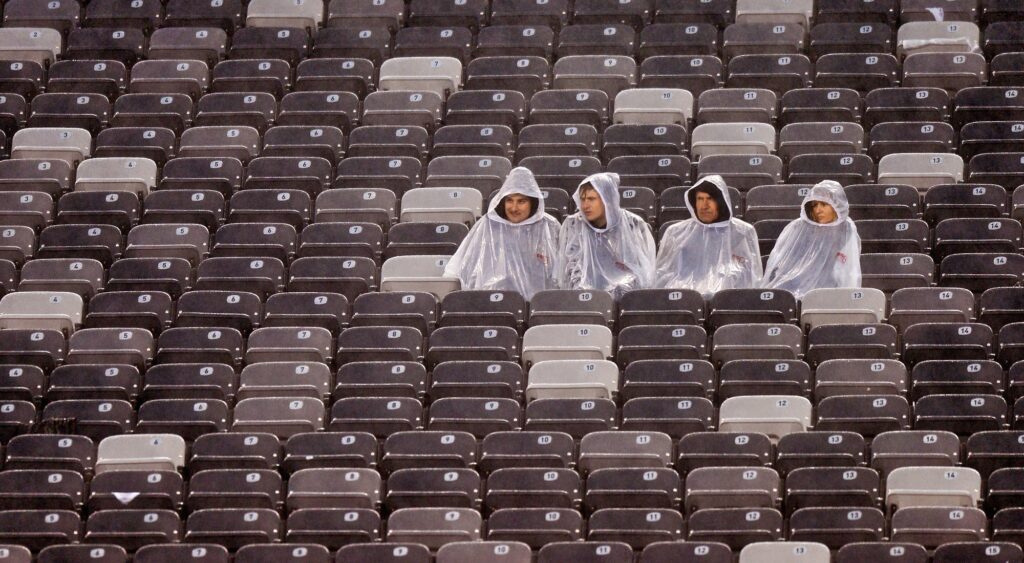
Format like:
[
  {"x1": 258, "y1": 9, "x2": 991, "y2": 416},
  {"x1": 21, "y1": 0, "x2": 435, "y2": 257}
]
[
  {"x1": 555, "y1": 172, "x2": 657, "y2": 299},
  {"x1": 762, "y1": 180, "x2": 862, "y2": 299},
  {"x1": 443, "y1": 167, "x2": 561, "y2": 299},
  {"x1": 655, "y1": 175, "x2": 762, "y2": 297}
]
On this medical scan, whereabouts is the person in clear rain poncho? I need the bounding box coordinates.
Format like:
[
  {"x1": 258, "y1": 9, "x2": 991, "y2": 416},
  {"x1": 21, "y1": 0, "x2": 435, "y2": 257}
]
[
  {"x1": 762, "y1": 179, "x2": 861, "y2": 299},
  {"x1": 655, "y1": 175, "x2": 762, "y2": 297},
  {"x1": 443, "y1": 167, "x2": 560, "y2": 299},
  {"x1": 554, "y1": 172, "x2": 657, "y2": 299}
]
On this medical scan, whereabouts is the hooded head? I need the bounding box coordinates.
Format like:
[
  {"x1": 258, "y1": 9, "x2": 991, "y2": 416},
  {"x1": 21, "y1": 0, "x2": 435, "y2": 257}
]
[
  {"x1": 487, "y1": 167, "x2": 546, "y2": 226},
  {"x1": 800, "y1": 180, "x2": 850, "y2": 226},
  {"x1": 573, "y1": 172, "x2": 622, "y2": 232},
  {"x1": 685, "y1": 175, "x2": 732, "y2": 225}
]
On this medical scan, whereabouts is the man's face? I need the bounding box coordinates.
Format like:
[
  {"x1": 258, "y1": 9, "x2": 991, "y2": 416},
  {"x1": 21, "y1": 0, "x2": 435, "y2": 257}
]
[
  {"x1": 503, "y1": 193, "x2": 532, "y2": 224},
  {"x1": 580, "y1": 186, "x2": 606, "y2": 225},
  {"x1": 810, "y1": 200, "x2": 838, "y2": 224},
  {"x1": 695, "y1": 191, "x2": 720, "y2": 224}
]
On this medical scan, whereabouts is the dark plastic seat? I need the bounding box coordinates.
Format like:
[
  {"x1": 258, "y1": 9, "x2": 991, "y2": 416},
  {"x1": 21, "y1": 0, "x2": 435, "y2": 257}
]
[
  {"x1": 475, "y1": 25, "x2": 556, "y2": 59},
  {"x1": 864, "y1": 87, "x2": 950, "y2": 128},
  {"x1": 914, "y1": 394, "x2": 1007, "y2": 435},
  {"x1": 654, "y1": 0, "x2": 734, "y2": 25},
  {"x1": 890, "y1": 507, "x2": 987, "y2": 548},
  {"x1": 47, "y1": 60, "x2": 126, "y2": 99},
  {"x1": 281, "y1": 431, "x2": 377, "y2": 473},
  {"x1": 381, "y1": 430, "x2": 476, "y2": 473},
  {"x1": 478, "y1": 430, "x2": 575, "y2": 473},
  {"x1": 94, "y1": 127, "x2": 177, "y2": 166},
  {"x1": 433, "y1": 125, "x2": 515, "y2": 159},
  {"x1": 588, "y1": 508, "x2": 684, "y2": 549},
  {"x1": 0, "y1": 510, "x2": 81, "y2": 551},
  {"x1": 727, "y1": 54, "x2": 811, "y2": 95},
  {"x1": 330, "y1": 397, "x2": 424, "y2": 437},
  {"x1": 466, "y1": 56, "x2": 552, "y2": 98},
  {"x1": 954, "y1": 86, "x2": 1024, "y2": 127},
  {"x1": 137, "y1": 399, "x2": 230, "y2": 441},
  {"x1": 557, "y1": 24, "x2": 637, "y2": 57},
  {"x1": 0, "y1": 469, "x2": 85, "y2": 511},
  {"x1": 815, "y1": 53, "x2": 900, "y2": 93},
  {"x1": 235, "y1": 544, "x2": 333, "y2": 563},
  {"x1": 294, "y1": 59, "x2": 375, "y2": 98},
  {"x1": 349, "y1": 126, "x2": 429, "y2": 159},
  {"x1": 487, "y1": 508, "x2": 582, "y2": 549},
  {"x1": 393, "y1": 26, "x2": 473, "y2": 63},
  {"x1": 66, "y1": 28, "x2": 146, "y2": 66},
  {"x1": 185, "y1": 508, "x2": 281, "y2": 550},
  {"x1": 195, "y1": 256, "x2": 285, "y2": 299},
  {"x1": 195, "y1": 92, "x2": 276, "y2": 133},
  {"x1": 187, "y1": 469, "x2": 283, "y2": 512},
  {"x1": 888, "y1": 287, "x2": 974, "y2": 334},
  {"x1": 529, "y1": 89, "x2": 609, "y2": 129},
  {"x1": 810, "y1": 22, "x2": 893, "y2": 59},
  {"x1": 46, "y1": 363, "x2": 141, "y2": 402},
  {"x1": 288, "y1": 507, "x2": 381, "y2": 547},
  {"x1": 789, "y1": 506, "x2": 886, "y2": 549},
  {"x1": 485, "y1": 467, "x2": 580, "y2": 510},
  {"x1": 155, "y1": 327, "x2": 244, "y2": 368},
  {"x1": 142, "y1": 189, "x2": 224, "y2": 229},
  {"x1": 141, "y1": 363, "x2": 236, "y2": 404},
  {"x1": 805, "y1": 323, "x2": 898, "y2": 365},
  {"x1": 38, "y1": 544, "x2": 128, "y2": 563},
  {"x1": 188, "y1": 432, "x2": 280, "y2": 473},
  {"x1": 540, "y1": 542, "x2": 634, "y2": 563},
  {"x1": 28, "y1": 93, "x2": 110, "y2": 134},
  {"x1": 965, "y1": 430, "x2": 1024, "y2": 479},
  {"x1": 901, "y1": 322, "x2": 993, "y2": 366},
  {"x1": 88, "y1": 469, "x2": 183, "y2": 512},
  {"x1": 36, "y1": 224, "x2": 121, "y2": 266},
  {"x1": 314, "y1": 190, "x2": 397, "y2": 229},
  {"x1": 41, "y1": 399, "x2": 133, "y2": 441},
  {"x1": 105, "y1": 258, "x2": 192, "y2": 300},
  {"x1": 639, "y1": 55, "x2": 723, "y2": 96},
  {"x1": 835, "y1": 542, "x2": 928, "y2": 563},
  {"x1": 816, "y1": 395, "x2": 910, "y2": 437},
  {"x1": 524, "y1": 398, "x2": 617, "y2": 439},
  {"x1": 230, "y1": 27, "x2": 309, "y2": 65},
  {"x1": 159, "y1": 157, "x2": 243, "y2": 196},
  {"x1": 445, "y1": 90, "x2": 527, "y2": 130},
  {"x1": 687, "y1": 508, "x2": 783, "y2": 551},
  {"x1": 991, "y1": 52, "x2": 1024, "y2": 86},
  {"x1": 722, "y1": 22, "x2": 805, "y2": 59},
  {"x1": 298, "y1": 223, "x2": 383, "y2": 261}
]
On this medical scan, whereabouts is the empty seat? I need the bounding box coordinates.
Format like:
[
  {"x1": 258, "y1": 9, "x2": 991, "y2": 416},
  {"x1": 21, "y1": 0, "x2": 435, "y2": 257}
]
[
  {"x1": 728, "y1": 54, "x2": 812, "y2": 95},
  {"x1": 295, "y1": 60, "x2": 375, "y2": 98},
  {"x1": 898, "y1": 21, "x2": 981, "y2": 57},
  {"x1": 738, "y1": 542, "x2": 830, "y2": 563},
  {"x1": 903, "y1": 52, "x2": 988, "y2": 91},
  {"x1": 687, "y1": 507, "x2": 784, "y2": 550},
  {"x1": 723, "y1": 23, "x2": 806, "y2": 59},
  {"x1": 717, "y1": 395, "x2": 811, "y2": 442},
  {"x1": 11, "y1": 128, "x2": 92, "y2": 165},
  {"x1": 578, "y1": 431, "x2": 673, "y2": 472},
  {"x1": 525, "y1": 398, "x2": 616, "y2": 438},
  {"x1": 0, "y1": 28, "x2": 63, "y2": 67},
  {"x1": 187, "y1": 469, "x2": 283, "y2": 512},
  {"x1": 281, "y1": 432, "x2": 374, "y2": 473},
  {"x1": 232, "y1": 398, "x2": 325, "y2": 439},
  {"x1": 890, "y1": 506, "x2": 988, "y2": 548},
  {"x1": 835, "y1": 542, "x2": 928, "y2": 563},
  {"x1": 711, "y1": 324, "x2": 803, "y2": 365},
  {"x1": 817, "y1": 395, "x2": 911, "y2": 437}
]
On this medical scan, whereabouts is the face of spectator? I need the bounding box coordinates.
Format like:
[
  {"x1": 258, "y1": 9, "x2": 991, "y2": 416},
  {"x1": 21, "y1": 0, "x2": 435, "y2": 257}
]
[
  {"x1": 809, "y1": 200, "x2": 838, "y2": 224},
  {"x1": 580, "y1": 185, "x2": 607, "y2": 228},
  {"x1": 695, "y1": 191, "x2": 720, "y2": 224},
  {"x1": 503, "y1": 193, "x2": 533, "y2": 224}
]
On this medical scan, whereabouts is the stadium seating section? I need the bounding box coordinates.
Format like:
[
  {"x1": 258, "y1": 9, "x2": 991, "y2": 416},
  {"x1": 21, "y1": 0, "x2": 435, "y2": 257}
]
[{"x1": 0, "y1": 0, "x2": 1023, "y2": 560}]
